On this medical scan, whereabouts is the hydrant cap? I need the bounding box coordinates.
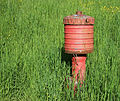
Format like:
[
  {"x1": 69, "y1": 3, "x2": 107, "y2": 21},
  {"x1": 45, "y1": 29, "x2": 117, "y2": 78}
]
[{"x1": 63, "y1": 11, "x2": 94, "y2": 25}]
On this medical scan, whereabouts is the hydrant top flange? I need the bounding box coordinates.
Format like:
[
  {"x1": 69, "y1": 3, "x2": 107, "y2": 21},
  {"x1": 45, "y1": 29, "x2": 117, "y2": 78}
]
[{"x1": 63, "y1": 11, "x2": 95, "y2": 25}]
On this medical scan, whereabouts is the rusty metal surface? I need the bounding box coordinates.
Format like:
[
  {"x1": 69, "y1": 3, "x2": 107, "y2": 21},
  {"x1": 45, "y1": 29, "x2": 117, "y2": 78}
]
[
  {"x1": 65, "y1": 39, "x2": 93, "y2": 44},
  {"x1": 65, "y1": 49, "x2": 93, "y2": 54},
  {"x1": 72, "y1": 56, "x2": 86, "y2": 89},
  {"x1": 64, "y1": 25, "x2": 94, "y2": 54},
  {"x1": 63, "y1": 11, "x2": 94, "y2": 25}
]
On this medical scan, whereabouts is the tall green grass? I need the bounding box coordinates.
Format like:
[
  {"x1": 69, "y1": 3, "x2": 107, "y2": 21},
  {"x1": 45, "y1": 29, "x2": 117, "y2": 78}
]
[{"x1": 0, "y1": 0, "x2": 120, "y2": 100}]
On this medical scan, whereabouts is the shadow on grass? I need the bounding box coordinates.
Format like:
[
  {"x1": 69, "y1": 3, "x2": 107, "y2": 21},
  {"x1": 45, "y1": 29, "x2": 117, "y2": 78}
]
[
  {"x1": 61, "y1": 47, "x2": 72, "y2": 66},
  {"x1": 61, "y1": 47, "x2": 72, "y2": 74}
]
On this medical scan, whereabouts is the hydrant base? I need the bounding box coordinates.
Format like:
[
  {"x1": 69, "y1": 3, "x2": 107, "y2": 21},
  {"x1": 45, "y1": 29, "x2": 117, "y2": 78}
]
[{"x1": 72, "y1": 55, "x2": 86, "y2": 91}]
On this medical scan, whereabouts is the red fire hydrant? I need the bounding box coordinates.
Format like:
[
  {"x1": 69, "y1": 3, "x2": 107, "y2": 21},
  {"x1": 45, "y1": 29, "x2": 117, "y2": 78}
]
[{"x1": 63, "y1": 11, "x2": 95, "y2": 91}]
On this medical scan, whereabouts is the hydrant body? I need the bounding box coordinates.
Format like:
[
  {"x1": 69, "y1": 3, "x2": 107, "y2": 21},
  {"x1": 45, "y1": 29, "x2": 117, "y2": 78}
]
[
  {"x1": 63, "y1": 11, "x2": 95, "y2": 90},
  {"x1": 64, "y1": 11, "x2": 94, "y2": 54}
]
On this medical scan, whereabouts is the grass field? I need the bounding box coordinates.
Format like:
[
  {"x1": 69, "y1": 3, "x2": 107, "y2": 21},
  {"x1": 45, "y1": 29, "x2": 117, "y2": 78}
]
[{"x1": 0, "y1": 0, "x2": 120, "y2": 100}]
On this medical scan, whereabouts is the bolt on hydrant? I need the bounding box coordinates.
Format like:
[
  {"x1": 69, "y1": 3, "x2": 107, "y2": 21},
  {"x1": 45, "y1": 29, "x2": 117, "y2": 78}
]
[{"x1": 63, "y1": 11, "x2": 95, "y2": 92}]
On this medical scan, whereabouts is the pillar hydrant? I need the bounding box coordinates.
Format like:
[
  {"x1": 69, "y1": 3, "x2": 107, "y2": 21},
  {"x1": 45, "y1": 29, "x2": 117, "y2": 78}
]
[{"x1": 63, "y1": 11, "x2": 95, "y2": 92}]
